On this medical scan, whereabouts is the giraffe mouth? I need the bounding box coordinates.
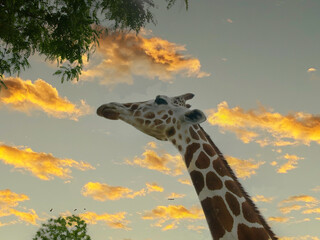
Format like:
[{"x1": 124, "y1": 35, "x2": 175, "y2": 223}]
[{"x1": 97, "y1": 104, "x2": 120, "y2": 120}]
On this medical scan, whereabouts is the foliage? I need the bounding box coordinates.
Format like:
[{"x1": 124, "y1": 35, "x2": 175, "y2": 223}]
[
  {"x1": 0, "y1": 0, "x2": 189, "y2": 88},
  {"x1": 33, "y1": 215, "x2": 91, "y2": 240}
]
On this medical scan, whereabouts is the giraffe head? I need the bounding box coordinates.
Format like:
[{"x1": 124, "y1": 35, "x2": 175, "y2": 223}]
[{"x1": 97, "y1": 93, "x2": 206, "y2": 141}]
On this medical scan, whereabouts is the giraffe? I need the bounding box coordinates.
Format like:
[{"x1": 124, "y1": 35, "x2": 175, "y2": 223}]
[{"x1": 97, "y1": 93, "x2": 278, "y2": 240}]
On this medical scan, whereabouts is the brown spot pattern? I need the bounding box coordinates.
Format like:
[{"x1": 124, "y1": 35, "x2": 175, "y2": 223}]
[
  {"x1": 172, "y1": 118, "x2": 176, "y2": 124},
  {"x1": 178, "y1": 145, "x2": 182, "y2": 151},
  {"x1": 190, "y1": 170, "x2": 204, "y2": 195},
  {"x1": 186, "y1": 137, "x2": 191, "y2": 144},
  {"x1": 201, "y1": 197, "x2": 225, "y2": 239},
  {"x1": 145, "y1": 120, "x2": 151, "y2": 125},
  {"x1": 194, "y1": 124, "x2": 199, "y2": 130},
  {"x1": 195, "y1": 152, "x2": 210, "y2": 169},
  {"x1": 201, "y1": 196, "x2": 234, "y2": 238},
  {"x1": 134, "y1": 111, "x2": 141, "y2": 117},
  {"x1": 203, "y1": 144, "x2": 216, "y2": 157},
  {"x1": 206, "y1": 171, "x2": 223, "y2": 191},
  {"x1": 212, "y1": 159, "x2": 232, "y2": 177},
  {"x1": 242, "y1": 201, "x2": 261, "y2": 224},
  {"x1": 166, "y1": 127, "x2": 176, "y2": 138},
  {"x1": 184, "y1": 143, "x2": 200, "y2": 168},
  {"x1": 237, "y1": 224, "x2": 270, "y2": 240},
  {"x1": 136, "y1": 118, "x2": 144, "y2": 125},
  {"x1": 198, "y1": 130, "x2": 207, "y2": 141},
  {"x1": 130, "y1": 104, "x2": 138, "y2": 111},
  {"x1": 189, "y1": 127, "x2": 200, "y2": 140},
  {"x1": 166, "y1": 118, "x2": 171, "y2": 124},
  {"x1": 154, "y1": 119, "x2": 163, "y2": 126},
  {"x1": 161, "y1": 114, "x2": 168, "y2": 120},
  {"x1": 225, "y1": 192, "x2": 240, "y2": 216},
  {"x1": 144, "y1": 112, "x2": 155, "y2": 119},
  {"x1": 168, "y1": 110, "x2": 173, "y2": 115},
  {"x1": 225, "y1": 180, "x2": 243, "y2": 198}
]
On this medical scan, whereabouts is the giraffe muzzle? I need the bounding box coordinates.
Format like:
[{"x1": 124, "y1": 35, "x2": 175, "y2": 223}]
[{"x1": 97, "y1": 103, "x2": 121, "y2": 120}]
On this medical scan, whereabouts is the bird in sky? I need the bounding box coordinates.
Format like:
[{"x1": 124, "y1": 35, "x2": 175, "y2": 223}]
[{"x1": 50, "y1": 208, "x2": 53, "y2": 212}]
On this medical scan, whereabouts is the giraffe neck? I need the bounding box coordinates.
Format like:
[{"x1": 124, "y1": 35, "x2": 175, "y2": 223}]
[{"x1": 168, "y1": 124, "x2": 277, "y2": 240}]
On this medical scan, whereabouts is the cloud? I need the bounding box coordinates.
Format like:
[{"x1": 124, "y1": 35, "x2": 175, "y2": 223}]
[
  {"x1": 280, "y1": 195, "x2": 319, "y2": 205},
  {"x1": 146, "y1": 183, "x2": 164, "y2": 193},
  {"x1": 307, "y1": 68, "x2": 317, "y2": 73},
  {"x1": 252, "y1": 195, "x2": 274, "y2": 203},
  {"x1": 207, "y1": 101, "x2": 320, "y2": 146},
  {"x1": 0, "y1": 144, "x2": 94, "y2": 180},
  {"x1": 167, "y1": 193, "x2": 186, "y2": 199},
  {"x1": 187, "y1": 225, "x2": 206, "y2": 233},
  {"x1": 0, "y1": 77, "x2": 91, "y2": 120},
  {"x1": 125, "y1": 142, "x2": 185, "y2": 176},
  {"x1": 79, "y1": 211, "x2": 130, "y2": 230},
  {"x1": 227, "y1": 18, "x2": 233, "y2": 23},
  {"x1": 302, "y1": 208, "x2": 320, "y2": 214},
  {"x1": 82, "y1": 182, "x2": 163, "y2": 201},
  {"x1": 178, "y1": 178, "x2": 192, "y2": 185},
  {"x1": 0, "y1": 189, "x2": 39, "y2": 226},
  {"x1": 225, "y1": 155, "x2": 265, "y2": 179},
  {"x1": 81, "y1": 32, "x2": 210, "y2": 86},
  {"x1": 277, "y1": 154, "x2": 304, "y2": 173},
  {"x1": 268, "y1": 216, "x2": 291, "y2": 223},
  {"x1": 280, "y1": 205, "x2": 304, "y2": 214},
  {"x1": 279, "y1": 236, "x2": 320, "y2": 240},
  {"x1": 142, "y1": 205, "x2": 204, "y2": 231},
  {"x1": 311, "y1": 186, "x2": 320, "y2": 192}
]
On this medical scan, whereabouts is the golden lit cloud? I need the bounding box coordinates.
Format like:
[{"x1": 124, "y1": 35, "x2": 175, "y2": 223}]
[
  {"x1": 207, "y1": 101, "x2": 320, "y2": 146},
  {"x1": 268, "y1": 216, "x2": 290, "y2": 223},
  {"x1": 79, "y1": 211, "x2": 130, "y2": 230},
  {"x1": 178, "y1": 178, "x2": 192, "y2": 185},
  {"x1": 280, "y1": 205, "x2": 304, "y2": 214},
  {"x1": 277, "y1": 154, "x2": 304, "y2": 173},
  {"x1": 167, "y1": 193, "x2": 186, "y2": 199},
  {"x1": 82, "y1": 182, "x2": 163, "y2": 201},
  {"x1": 280, "y1": 195, "x2": 319, "y2": 205},
  {"x1": 0, "y1": 189, "x2": 39, "y2": 226},
  {"x1": 146, "y1": 183, "x2": 164, "y2": 193},
  {"x1": 81, "y1": 32, "x2": 210, "y2": 85},
  {"x1": 225, "y1": 156, "x2": 264, "y2": 179},
  {"x1": 187, "y1": 225, "x2": 206, "y2": 233},
  {"x1": 252, "y1": 195, "x2": 274, "y2": 203},
  {"x1": 307, "y1": 68, "x2": 317, "y2": 73},
  {"x1": 142, "y1": 205, "x2": 204, "y2": 231},
  {"x1": 279, "y1": 236, "x2": 320, "y2": 240},
  {"x1": 302, "y1": 208, "x2": 320, "y2": 214},
  {"x1": 0, "y1": 77, "x2": 91, "y2": 120},
  {"x1": 0, "y1": 144, "x2": 95, "y2": 180},
  {"x1": 125, "y1": 143, "x2": 185, "y2": 176}
]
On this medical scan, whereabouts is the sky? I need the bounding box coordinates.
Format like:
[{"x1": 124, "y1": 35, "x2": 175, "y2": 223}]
[{"x1": 1, "y1": 0, "x2": 320, "y2": 239}]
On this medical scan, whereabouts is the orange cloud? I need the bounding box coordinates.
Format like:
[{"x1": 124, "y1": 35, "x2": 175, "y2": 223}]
[
  {"x1": 0, "y1": 144, "x2": 94, "y2": 180},
  {"x1": 280, "y1": 205, "x2": 304, "y2": 214},
  {"x1": 302, "y1": 208, "x2": 320, "y2": 214},
  {"x1": 207, "y1": 101, "x2": 320, "y2": 146},
  {"x1": 0, "y1": 189, "x2": 39, "y2": 226},
  {"x1": 279, "y1": 236, "x2": 320, "y2": 240},
  {"x1": 82, "y1": 182, "x2": 163, "y2": 201},
  {"x1": 252, "y1": 195, "x2": 274, "y2": 203},
  {"x1": 225, "y1": 155, "x2": 264, "y2": 179},
  {"x1": 125, "y1": 143, "x2": 185, "y2": 176},
  {"x1": 178, "y1": 178, "x2": 192, "y2": 185},
  {"x1": 280, "y1": 195, "x2": 319, "y2": 205},
  {"x1": 142, "y1": 205, "x2": 204, "y2": 231},
  {"x1": 187, "y1": 225, "x2": 206, "y2": 233},
  {"x1": 0, "y1": 77, "x2": 91, "y2": 120},
  {"x1": 307, "y1": 68, "x2": 317, "y2": 73},
  {"x1": 79, "y1": 211, "x2": 130, "y2": 230},
  {"x1": 268, "y1": 216, "x2": 291, "y2": 223},
  {"x1": 81, "y1": 32, "x2": 209, "y2": 85},
  {"x1": 167, "y1": 193, "x2": 186, "y2": 199},
  {"x1": 277, "y1": 154, "x2": 304, "y2": 173},
  {"x1": 146, "y1": 183, "x2": 164, "y2": 193}
]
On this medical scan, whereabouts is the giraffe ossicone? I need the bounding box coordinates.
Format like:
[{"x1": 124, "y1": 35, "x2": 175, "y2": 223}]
[{"x1": 97, "y1": 93, "x2": 278, "y2": 240}]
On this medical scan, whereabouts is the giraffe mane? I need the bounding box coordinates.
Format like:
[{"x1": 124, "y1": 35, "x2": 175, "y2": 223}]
[{"x1": 198, "y1": 125, "x2": 278, "y2": 240}]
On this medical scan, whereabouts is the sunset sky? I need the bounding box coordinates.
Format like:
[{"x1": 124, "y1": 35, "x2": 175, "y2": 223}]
[{"x1": 1, "y1": 1, "x2": 320, "y2": 239}]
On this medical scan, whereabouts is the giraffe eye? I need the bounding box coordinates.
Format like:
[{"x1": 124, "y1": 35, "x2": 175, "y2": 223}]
[{"x1": 155, "y1": 96, "x2": 168, "y2": 105}]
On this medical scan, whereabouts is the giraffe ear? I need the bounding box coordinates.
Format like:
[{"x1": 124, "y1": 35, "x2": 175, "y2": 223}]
[{"x1": 184, "y1": 109, "x2": 206, "y2": 124}]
